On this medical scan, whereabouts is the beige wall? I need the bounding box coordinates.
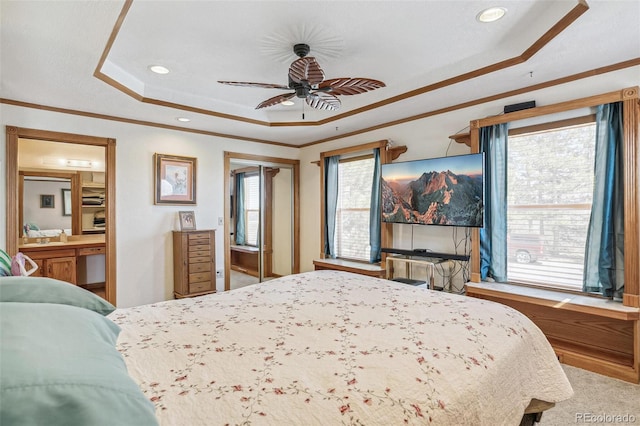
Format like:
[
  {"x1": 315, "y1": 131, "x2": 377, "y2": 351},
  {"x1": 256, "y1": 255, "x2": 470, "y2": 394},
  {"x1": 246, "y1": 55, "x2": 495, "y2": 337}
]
[
  {"x1": 2, "y1": 66, "x2": 637, "y2": 307},
  {"x1": 295, "y1": 67, "x2": 640, "y2": 272},
  {"x1": 0, "y1": 106, "x2": 298, "y2": 307}
]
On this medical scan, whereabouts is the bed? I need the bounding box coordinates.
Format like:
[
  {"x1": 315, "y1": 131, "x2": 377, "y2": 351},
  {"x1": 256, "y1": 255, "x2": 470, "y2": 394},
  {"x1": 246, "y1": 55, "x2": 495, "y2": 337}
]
[
  {"x1": 0, "y1": 272, "x2": 572, "y2": 425},
  {"x1": 25, "y1": 228, "x2": 72, "y2": 238},
  {"x1": 108, "y1": 270, "x2": 572, "y2": 425}
]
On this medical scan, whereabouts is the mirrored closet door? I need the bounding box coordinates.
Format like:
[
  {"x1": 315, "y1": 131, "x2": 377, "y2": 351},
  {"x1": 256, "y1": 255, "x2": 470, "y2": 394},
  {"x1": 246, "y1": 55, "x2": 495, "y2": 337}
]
[{"x1": 223, "y1": 152, "x2": 300, "y2": 291}]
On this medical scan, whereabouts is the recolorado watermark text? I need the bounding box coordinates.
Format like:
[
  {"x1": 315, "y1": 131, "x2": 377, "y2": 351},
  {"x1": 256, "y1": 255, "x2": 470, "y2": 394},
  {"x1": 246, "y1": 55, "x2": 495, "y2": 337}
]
[{"x1": 576, "y1": 413, "x2": 637, "y2": 423}]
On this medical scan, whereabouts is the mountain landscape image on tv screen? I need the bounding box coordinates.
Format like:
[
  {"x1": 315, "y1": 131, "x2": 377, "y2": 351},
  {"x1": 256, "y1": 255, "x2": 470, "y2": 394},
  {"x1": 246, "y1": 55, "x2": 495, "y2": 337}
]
[{"x1": 381, "y1": 153, "x2": 484, "y2": 227}]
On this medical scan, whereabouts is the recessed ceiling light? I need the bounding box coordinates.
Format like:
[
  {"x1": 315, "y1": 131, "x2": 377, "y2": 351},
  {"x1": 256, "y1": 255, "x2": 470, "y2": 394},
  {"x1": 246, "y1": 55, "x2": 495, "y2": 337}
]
[
  {"x1": 149, "y1": 65, "x2": 170, "y2": 74},
  {"x1": 176, "y1": 117, "x2": 191, "y2": 122},
  {"x1": 476, "y1": 7, "x2": 507, "y2": 23},
  {"x1": 281, "y1": 100, "x2": 295, "y2": 106}
]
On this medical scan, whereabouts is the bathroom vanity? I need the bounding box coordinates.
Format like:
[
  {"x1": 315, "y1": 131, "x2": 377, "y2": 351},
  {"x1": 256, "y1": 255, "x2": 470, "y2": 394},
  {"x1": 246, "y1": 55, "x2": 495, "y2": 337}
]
[{"x1": 18, "y1": 234, "x2": 106, "y2": 293}]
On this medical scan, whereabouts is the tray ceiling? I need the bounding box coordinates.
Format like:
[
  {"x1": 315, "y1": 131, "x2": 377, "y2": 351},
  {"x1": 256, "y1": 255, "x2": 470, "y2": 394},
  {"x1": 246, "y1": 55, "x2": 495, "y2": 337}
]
[{"x1": 1, "y1": 0, "x2": 639, "y2": 147}]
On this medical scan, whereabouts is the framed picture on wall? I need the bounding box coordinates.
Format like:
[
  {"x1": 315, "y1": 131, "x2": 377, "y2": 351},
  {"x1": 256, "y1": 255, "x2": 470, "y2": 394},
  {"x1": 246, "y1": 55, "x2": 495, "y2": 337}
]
[
  {"x1": 178, "y1": 211, "x2": 196, "y2": 231},
  {"x1": 40, "y1": 194, "x2": 54, "y2": 208},
  {"x1": 154, "y1": 153, "x2": 197, "y2": 205}
]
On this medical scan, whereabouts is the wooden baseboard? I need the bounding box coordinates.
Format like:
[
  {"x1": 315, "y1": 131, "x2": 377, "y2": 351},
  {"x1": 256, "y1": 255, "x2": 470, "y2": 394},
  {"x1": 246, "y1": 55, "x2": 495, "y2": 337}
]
[
  {"x1": 174, "y1": 290, "x2": 215, "y2": 299},
  {"x1": 79, "y1": 282, "x2": 106, "y2": 290},
  {"x1": 554, "y1": 343, "x2": 639, "y2": 383},
  {"x1": 230, "y1": 265, "x2": 259, "y2": 277},
  {"x1": 313, "y1": 258, "x2": 385, "y2": 278}
]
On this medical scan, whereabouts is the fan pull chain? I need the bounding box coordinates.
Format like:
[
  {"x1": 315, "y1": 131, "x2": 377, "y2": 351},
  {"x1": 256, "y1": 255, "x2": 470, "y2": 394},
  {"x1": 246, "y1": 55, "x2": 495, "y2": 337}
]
[{"x1": 302, "y1": 102, "x2": 305, "y2": 120}]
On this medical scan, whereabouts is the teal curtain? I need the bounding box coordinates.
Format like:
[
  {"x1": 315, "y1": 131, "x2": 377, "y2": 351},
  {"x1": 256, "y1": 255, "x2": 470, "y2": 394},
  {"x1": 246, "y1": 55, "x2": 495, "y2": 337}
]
[
  {"x1": 583, "y1": 102, "x2": 625, "y2": 299},
  {"x1": 324, "y1": 156, "x2": 339, "y2": 258},
  {"x1": 369, "y1": 148, "x2": 382, "y2": 263},
  {"x1": 479, "y1": 123, "x2": 509, "y2": 282},
  {"x1": 235, "y1": 172, "x2": 246, "y2": 245}
]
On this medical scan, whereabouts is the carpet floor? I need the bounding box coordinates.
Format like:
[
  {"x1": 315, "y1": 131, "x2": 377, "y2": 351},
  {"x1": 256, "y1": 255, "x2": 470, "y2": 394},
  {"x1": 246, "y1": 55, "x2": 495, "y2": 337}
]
[
  {"x1": 230, "y1": 270, "x2": 276, "y2": 290},
  {"x1": 538, "y1": 365, "x2": 639, "y2": 425}
]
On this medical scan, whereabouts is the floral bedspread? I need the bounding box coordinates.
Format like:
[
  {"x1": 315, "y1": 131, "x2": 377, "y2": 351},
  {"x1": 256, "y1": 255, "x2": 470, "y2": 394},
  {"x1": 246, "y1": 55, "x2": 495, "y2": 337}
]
[{"x1": 110, "y1": 270, "x2": 572, "y2": 425}]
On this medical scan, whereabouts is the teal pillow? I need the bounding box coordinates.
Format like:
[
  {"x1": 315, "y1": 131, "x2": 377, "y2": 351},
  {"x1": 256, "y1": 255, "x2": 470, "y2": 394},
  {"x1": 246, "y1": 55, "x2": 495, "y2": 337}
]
[
  {"x1": 0, "y1": 249, "x2": 11, "y2": 277},
  {"x1": 0, "y1": 302, "x2": 158, "y2": 426},
  {"x1": 0, "y1": 276, "x2": 115, "y2": 315}
]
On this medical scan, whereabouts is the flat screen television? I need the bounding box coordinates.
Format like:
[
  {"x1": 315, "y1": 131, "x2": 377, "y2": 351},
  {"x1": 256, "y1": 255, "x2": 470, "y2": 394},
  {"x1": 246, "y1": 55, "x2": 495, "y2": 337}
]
[{"x1": 381, "y1": 153, "x2": 484, "y2": 227}]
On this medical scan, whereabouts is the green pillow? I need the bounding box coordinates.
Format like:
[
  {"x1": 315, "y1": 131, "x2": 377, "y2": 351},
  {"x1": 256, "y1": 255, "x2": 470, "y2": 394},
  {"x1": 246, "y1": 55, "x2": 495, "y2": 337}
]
[
  {"x1": 0, "y1": 302, "x2": 158, "y2": 426},
  {"x1": 0, "y1": 249, "x2": 11, "y2": 277},
  {"x1": 0, "y1": 276, "x2": 115, "y2": 315}
]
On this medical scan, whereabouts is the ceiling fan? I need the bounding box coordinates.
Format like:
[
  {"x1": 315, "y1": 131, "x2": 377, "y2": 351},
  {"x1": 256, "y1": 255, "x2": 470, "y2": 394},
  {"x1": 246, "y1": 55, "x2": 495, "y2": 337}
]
[{"x1": 218, "y1": 43, "x2": 385, "y2": 111}]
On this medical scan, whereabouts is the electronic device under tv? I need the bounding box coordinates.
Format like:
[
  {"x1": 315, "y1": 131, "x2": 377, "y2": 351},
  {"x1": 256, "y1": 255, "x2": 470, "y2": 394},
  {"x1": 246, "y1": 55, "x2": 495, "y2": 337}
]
[{"x1": 381, "y1": 153, "x2": 484, "y2": 227}]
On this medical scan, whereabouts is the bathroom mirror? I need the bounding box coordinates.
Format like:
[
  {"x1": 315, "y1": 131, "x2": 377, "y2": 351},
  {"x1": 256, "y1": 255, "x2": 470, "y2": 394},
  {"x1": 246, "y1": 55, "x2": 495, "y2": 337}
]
[
  {"x1": 6, "y1": 126, "x2": 117, "y2": 304},
  {"x1": 20, "y1": 173, "x2": 75, "y2": 237}
]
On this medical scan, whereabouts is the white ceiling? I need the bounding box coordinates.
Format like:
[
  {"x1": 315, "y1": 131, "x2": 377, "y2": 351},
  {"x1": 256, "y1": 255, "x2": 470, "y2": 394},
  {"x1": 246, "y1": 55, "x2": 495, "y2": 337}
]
[{"x1": 1, "y1": 1, "x2": 639, "y2": 147}]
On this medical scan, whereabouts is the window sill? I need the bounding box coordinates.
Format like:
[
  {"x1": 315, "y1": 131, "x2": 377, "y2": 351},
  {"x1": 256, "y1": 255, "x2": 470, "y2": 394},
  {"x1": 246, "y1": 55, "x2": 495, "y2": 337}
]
[{"x1": 465, "y1": 282, "x2": 639, "y2": 321}]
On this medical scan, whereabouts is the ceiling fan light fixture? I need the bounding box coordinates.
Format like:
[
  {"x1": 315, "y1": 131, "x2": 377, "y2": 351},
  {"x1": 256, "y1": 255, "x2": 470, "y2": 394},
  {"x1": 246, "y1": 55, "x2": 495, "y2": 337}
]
[
  {"x1": 476, "y1": 7, "x2": 507, "y2": 23},
  {"x1": 148, "y1": 65, "x2": 170, "y2": 74},
  {"x1": 219, "y1": 43, "x2": 384, "y2": 112},
  {"x1": 281, "y1": 100, "x2": 295, "y2": 106}
]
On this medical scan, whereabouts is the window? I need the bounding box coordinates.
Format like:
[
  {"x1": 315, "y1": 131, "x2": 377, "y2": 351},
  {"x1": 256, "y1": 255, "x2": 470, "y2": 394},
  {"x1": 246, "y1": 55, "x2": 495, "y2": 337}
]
[
  {"x1": 470, "y1": 88, "x2": 638, "y2": 307},
  {"x1": 244, "y1": 174, "x2": 260, "y2": 246},
  {"x1": 334, "y1": 156, "x2": 374, "y2": 261},
  {"x1": 321, "y1": 140, "x2": 390, "y2": 264},
  {"x1": 506, "y1": 122, "x2": 596, "y2": 291}
]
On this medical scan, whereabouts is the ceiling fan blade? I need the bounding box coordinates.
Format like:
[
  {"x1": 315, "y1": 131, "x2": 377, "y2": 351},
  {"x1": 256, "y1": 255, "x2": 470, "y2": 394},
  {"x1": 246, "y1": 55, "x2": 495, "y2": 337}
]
[
  {"x1": 256, "y1": 92, "x2": 296, "y2": 109},
  {"x1": 289, "y1": 57, "x2": 325, "y2": 85},
  {"x1": 306, "y1": 92, "x2": 341, "y2": 111},
  {"x1": 218, "y1": 81, "x2": 290, "y2": 90},
  {"x1": 318, "y1": 78, "x2": 385, "y2": 95}
]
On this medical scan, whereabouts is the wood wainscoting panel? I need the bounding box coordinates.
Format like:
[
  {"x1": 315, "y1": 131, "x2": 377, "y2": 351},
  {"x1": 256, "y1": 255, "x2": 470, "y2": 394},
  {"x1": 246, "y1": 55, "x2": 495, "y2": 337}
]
[
  {"x1": 467, "y1": 286, "x2": 639, "y2": 384},
  {"x1": 490, "y1": 297, "x2": 634, "y2": 366}
]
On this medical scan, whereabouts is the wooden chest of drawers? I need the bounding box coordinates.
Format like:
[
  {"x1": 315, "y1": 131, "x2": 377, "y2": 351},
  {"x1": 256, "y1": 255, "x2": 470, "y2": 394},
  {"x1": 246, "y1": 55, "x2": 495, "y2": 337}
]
[{"x1": 173, "y1": 230, "x2": 216, "y2": 298}]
